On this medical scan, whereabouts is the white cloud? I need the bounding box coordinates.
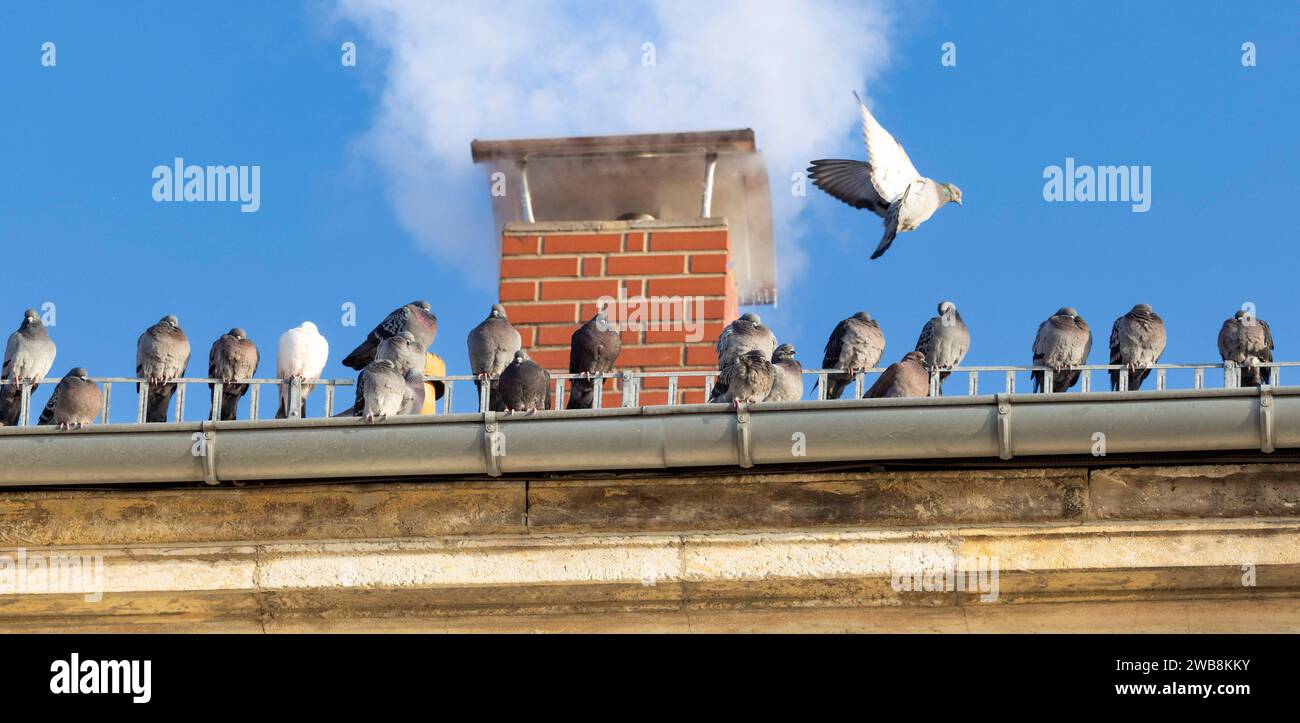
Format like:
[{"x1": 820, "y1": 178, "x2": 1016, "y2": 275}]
[{"x1": 334, "y1": 0, "x2": 893, "y2": 287}]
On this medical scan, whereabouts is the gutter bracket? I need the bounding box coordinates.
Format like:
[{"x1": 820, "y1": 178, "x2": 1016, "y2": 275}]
[
  {"x1": 735, "y1": 404, "x2": 754, "y2": 469},
  {"x1": 1259, "y1": 385, "x2": 1275, "y2": 453},
  {"x1": 483, "y1": 412, "x2": 504, "y2": 477},
  {"x1": 995, "y1": 394, "x2": 1013, "y2": 460},
  {"x1": 200, "y1": 421, "x2": 220, "y2": 486}
]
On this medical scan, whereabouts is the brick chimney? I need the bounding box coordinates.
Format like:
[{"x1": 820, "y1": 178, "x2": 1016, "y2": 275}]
[
  {"x1": 499, "y1": 220, "x2": 738, "y2": 404},
  {"x1": 472, "y1": 129, "x2": 776, "y2": 405}
]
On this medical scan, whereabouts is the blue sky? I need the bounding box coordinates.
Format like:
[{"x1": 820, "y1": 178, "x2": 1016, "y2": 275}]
[{"x1": 1, "y1": 1, "x2": 1297, "y2": 419}]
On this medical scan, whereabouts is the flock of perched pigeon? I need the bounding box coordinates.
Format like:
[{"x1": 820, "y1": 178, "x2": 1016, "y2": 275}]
[{"x1": 0, "y1": 297, "x2": 1278, "y2": 428}]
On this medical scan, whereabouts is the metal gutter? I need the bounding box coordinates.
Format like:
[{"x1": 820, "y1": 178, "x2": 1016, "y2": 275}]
[{"x1": 0, "y1": 387, "x2": 1296, "y2": 487}]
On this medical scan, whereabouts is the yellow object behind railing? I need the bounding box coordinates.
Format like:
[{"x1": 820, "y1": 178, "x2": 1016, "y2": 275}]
[{"x1": 421, "y1": 353, "x2": 447, "y2": 415}]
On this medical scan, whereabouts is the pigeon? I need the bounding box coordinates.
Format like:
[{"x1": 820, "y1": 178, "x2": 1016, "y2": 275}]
[
  {"x1": 710, "y1": 349, "x2": 776, "y2": 407},
  {"x1": 400, "y1": 368, "x2": 427, "y2": 415},
  {"x1": 342, "y1": 300, "x2": 437, "y2": 370},
  {"x1": 276, "y1": 321, "x2": 330, "y2": 418},
  {"x1": 711, "y1": 313, "x2": 778, "y2": 400},
  {"x1": 567, "y1": 309, "x2": 622, "y2": 409},
  {"x1": 0, "y1": 309, "x2": 57, "y2": 426},
  {"x1": 1218, "y1": 309, "x2": 1274, "y2": 386},
  {"x1": 864, "y1": 351, "x2": 931, "y2": 399},
  {"x1": 208, "y1": 328, "x2": 259, "y2": 420},
  {"x1": 1109, "y1": 304, "x2": 1167, "y2": 391},
  {"x1": 1031, "y1": 308, "x2": 1093, "y2": 393},
  {"x1": 360, "y1": 358, "x2": 408, "y2": 423},
  {"x1": 342, "y1": 330, "x2": 425, "y2": 417},
  {"x1": 136, "y1": 315, "x2": 190, "y2": 423},
  {"x1": 819, "y1": 312, "x2": 885, "y2": 399},
  {"x1": 914, "y1": 301, "x2": 970, "y2": 391},
  {"x1": 499, "y1": 350, "x2": 551, "y2": 414},
  {"x1": 764, "y1": 344, "x2": 804, "y2": 402},
  {"x1": 808, "y1": 91, "x2": 962, "y2": 259},
  {"x1": 467, "y1": 304, "x2": 521, "y2": 411},
  {"x1": 37, "y1": 367, "x2": 102, "y2": 429}
]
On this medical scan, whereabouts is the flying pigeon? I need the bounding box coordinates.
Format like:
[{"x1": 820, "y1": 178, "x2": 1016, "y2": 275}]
[
  {"x1": 400, "y1": 368, "x2": 426, "y2": 415},
  {"x1": 208, "y1": 328, "x2": 259, "y2": 420},
  {"x1": 808, "y1": 91, "x2": 962, "y2": 259},
  {"x1": 1109, "y1": 304, "x2": 1167, "y2": 391},
  {"x1": 1031, "y1": 308, "x2": 1092, "y2": 393},
  {"x1": 499, "y1": 350, "x2": 551, "y2": 414},
  {"x1": 711, "y1": 313, "x2": 778, "y2": 400},
  {"x1": 360, "y1": 358, "x2": 408, "y2": 423},
  {"x1": 37, "y1": 367, "x2": 102, "y2": 429},
  {"x1": 710, "y1": 349, "x2": 776, "y2": 407},
  {"x1": 914, "y1": 301, "x2": 970, "y2": 392},
  {"x1": 567, "y1": 309, "x2": 622, "y2": 409},
  {"x1": 276, "y1": 321, "x2": 329, "y2": 418},
  {"x1": 0, "y1": 309, "x2": 57, "y2": 426},
  {"x1": 764, "y1": 343, "x2": 804, "y2": 402},
  {"x1": 342, "y1": 300, "x2": 437, "y2": 370},
  {"x1": 1218, "y1": 309, "x2": 1274, "y2": 386},
  {"x1": 136, "y1": 315, "x2": 190, "y2": 423},
  {"x1": 863, "y1": 351, "x2": 930, "y2": 399},
  {"x1": 819, "y1": 312, "x2": 885, "y2": 399},
  {"x1": 467, "y1": 304, "x2": 521, "y2": 411}
]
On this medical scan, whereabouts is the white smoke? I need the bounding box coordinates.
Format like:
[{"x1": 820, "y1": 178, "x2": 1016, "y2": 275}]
[{"x1": 332, "y1": 0, "x2": 894, "y2": 287}]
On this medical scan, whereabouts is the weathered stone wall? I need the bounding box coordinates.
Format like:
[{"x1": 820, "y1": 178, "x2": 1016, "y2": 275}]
[{"x1": 2, "y1": 464, "x2": 1299, "y2": 632}]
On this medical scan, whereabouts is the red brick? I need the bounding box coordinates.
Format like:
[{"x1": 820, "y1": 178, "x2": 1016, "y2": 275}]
[
  {"x1": 607, "y1": 254, "x2": 686, "y2": 275},
  {"x1": 499, "y1": 281, "x2": 536, "y2": 302},
  {"x1": 618, "y1": 346, "x2": 683, "y2": 367},
  {"x1": 689, "y1": 254, "x2": 728, "y2": 273},
  {"x1": 581, "y1": 257, "x2": 603, "y2": 276},
  {"x1": 625, "y1": 232, "x2": 647, "y2": 252},
  {"x1": 526, "y1": 349, "x2": 570, "y2": 370},
  {"x1": 647, "y1": 276, "x2": 730, "y2": 297},
  {"x1": 500, "y1": 303, "x2": 578, "y2": 323},
  {"x1": 644, "y1": 322, "x2": 724, "y2": 344},
  {"x1": 503, "y1": 235, "x2": 540, "y2": 255},
  {"x1": 679, "y1": 389, "x2": 709, "y2": 404},
  {"x1": 649, "y1": 230, "x2": 728, "y2": 251},
  {"x1": 501, "y1": 257, "x2": 579, "y2": 278},
  {"x1": 543, "y1": 233, "x2": 621, "y2": 253},
  {"x1": 685, "y1": 345, "x2": 719, "y2": 366},
  {"x1": 640, "y1": 372, "x2": 710, "y2": 389},
  {"x1": 537, "y1": 324, "x2": 580, "y2": 346},
  {"x1": 516, "y1": 327, "x2": 535, "y2": 346},
  {"x1": 637, "y1": 390, "x2": 670, "y2": 406},
  {"x1": 539, "y1": 279, "x2": 620, "y2": 301}
]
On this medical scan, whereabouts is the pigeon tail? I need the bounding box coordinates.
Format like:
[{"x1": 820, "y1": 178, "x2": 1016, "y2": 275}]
[
  {"x1": 342, "y1": 340, "x2": 377, "y2": 371},
  {"x1": 145, "y1": 383, "x2": 176, "y2": 423},
  {"x1": 871, "y1": 201, "x2": 901, "y2": 259}
]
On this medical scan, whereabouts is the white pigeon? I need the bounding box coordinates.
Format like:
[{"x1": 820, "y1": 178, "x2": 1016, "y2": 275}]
[
  {"x1": 276, "y1": 321, "x2": 329, "y2": 418},
  {"x1": 808, "y1": 91, "x2": 962, "y2": 259}
]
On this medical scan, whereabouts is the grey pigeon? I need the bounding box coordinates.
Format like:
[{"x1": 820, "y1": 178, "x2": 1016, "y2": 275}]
[
  {"x1": 819, "y1": 312, "x2": 885, "y2": 399},
  {"x1": 343, "y1": 300, "x2": 437, "y2": 370},
  {"x1": 864, "y1": 351, "x2": 931, "y2": 399},
  {"x1": 361, "y1": 358, "x2": 408, "y2": 423},
  {"x1": 343, "y1": 330, "x2": 425, "y2": 418},
  {"x1": 499, "y1": 350, "x2": 551, "y2": 414},
  {"x1": 808, "y1": 91, "x2": 962, "y2": 259},
  {"x1": 1031, "y1": 308, "x2": 1093, "y2": 393},
  {"x1": 400, "y1": 368, "x2": 426, "y2": 415},
  {"x1": 37, "y1": 367, "x2": 102, "y2": 429},
  {"x1": 710, "y1": 349, "x2": 776, "y2": 407},
  {"x1": 914, "y1": 300, "x2": 970, "y2": 392},
  {"x1": 1218, "y1": 309, "x2": 1274, "y2": 386},
  {"x1": 1109, "y1": 304, "x2": 1167, "y2": 391},
  {"x1": 0, "y1": 309, "x2": 57, "y2": 426},
  {"x1": 136, "y1": 315, "x2": 190, "y2": 422},
  {"x1": 764, "y1": 344, "x2": 804, "y2": 402},
  {"x1": 711, "y1": 313, "x2": 778, "y2": 400},
  {"x1": 208, "y1": 328, "x2": 258, "y2": 420},
  {"x1": 467, "y1": 304, "x2": 521, "y2": 411},
  {"x1": 567, "y1": 309, "x2": 622, "y2": 409}
]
